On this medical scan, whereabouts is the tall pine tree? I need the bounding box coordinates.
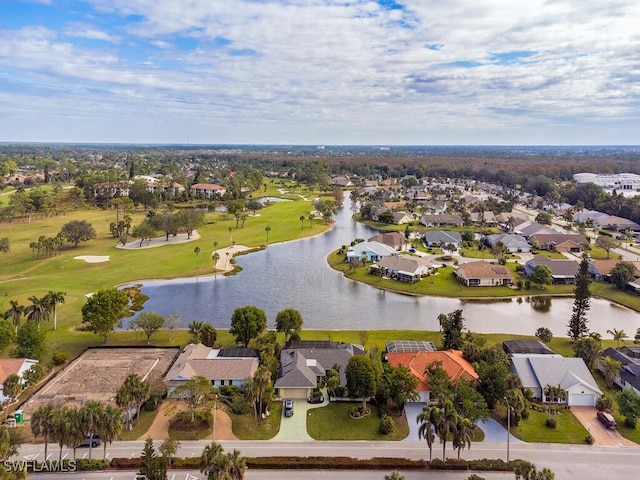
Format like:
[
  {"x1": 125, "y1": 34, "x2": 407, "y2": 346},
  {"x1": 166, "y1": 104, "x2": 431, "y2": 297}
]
[{"x1": 568, "y1": 254, "x2": 591, "y2": 340}]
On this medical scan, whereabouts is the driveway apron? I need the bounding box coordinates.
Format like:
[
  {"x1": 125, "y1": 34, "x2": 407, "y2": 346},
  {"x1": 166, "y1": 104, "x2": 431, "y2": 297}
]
[{"x1": 272, "y1": 395, "x2": 330, "y2": 441}]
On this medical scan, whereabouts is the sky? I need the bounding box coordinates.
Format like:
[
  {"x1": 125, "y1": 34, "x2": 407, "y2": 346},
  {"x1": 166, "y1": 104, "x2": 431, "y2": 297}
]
[{"x1": 0, "y1": 0, "x2": 639, "y2": 145}]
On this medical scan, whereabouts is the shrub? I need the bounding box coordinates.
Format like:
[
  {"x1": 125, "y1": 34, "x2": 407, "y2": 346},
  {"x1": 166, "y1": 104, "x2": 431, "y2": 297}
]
[
  {"x1": 52, "y1": 350, "x2": 69, "y2": 365},
  {"x1": 520, "y1": 408, "x2": 529, "y2": 420},
  {"x1": 230, "y1": 394, "x2": 251, "y2": 415},
  {"x1": 546, "y1": 418, "x2": 557, "y2": 429},
  {"x1": 596, "y1": 394, "x2": 613, "y2": 412},
  {"x1": 468, "y1": 458, "x2": 510, "y2": 471},
  {"x1": 524, "y1": 280, "x2": 531, "y2": 290},
  {"x1": 585, "y1": 434, "x2": 595, "y2": 445},
  {"x1": 378, "y1": 414, "x2": 396, "y2": 435},
  {"x1": 624, "y1": 416, "x2": 637, "y2": 429},
  {"x1": 467, "y1": 475, "x2": 486, "y2": 480},
  {"x1": 516, "y1": 279, "x2": 523, "y2": 289},
  {"x1": 219, "y1": 385, "x2": 241, "y2": 397}
]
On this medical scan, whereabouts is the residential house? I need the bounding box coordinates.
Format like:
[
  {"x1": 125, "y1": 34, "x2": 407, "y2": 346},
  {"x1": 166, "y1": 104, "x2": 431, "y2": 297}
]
[
  {"x1": 92, "y1": 182, "x2": 130, "y2": 198},
  {"x1": 528, "y1": 233, "x2": 588, "y2": 253},
  {"x1": 573, "y1": 209, "x2": 609, "y2": 223},
  {"x1": 385, "y1": 350, "x2": 479, "y2": 403},
  {"x1": 275, "y1": 342, "x2": 364, "y2": 399},
  {"x1": 330, "y1": 175, "x2": 353, "y2": 188},
  {"x1": 593, "y1": 215, "x2": 640, "y2": 232},
  {"x1": 589, "y1": 259, "x2": 640, "y2": 282},
  {"x1": 368, "y1": 232, "x2": 409, "y2": 251},
  {"x1": 0, "y1": 358, "x2": 39, "y2": 403},
  {"x1": 190, "y1": 183, "x2": 227, "y2": 199},
  {"x1": 484, "y1": 233, "x2": 531, "y2": 253},
  {"x1": 391, "y1": 211, "x2": 413, "y2": 225},
  {"x1": 470, "y1": 211, "x2": 497, "y2": 225},
  {"x1": 503, "y1": 340, "x2": 555, "y2": 356},
  {"x1": 384, "y1": 201, "x2": 407, "y2": 211},
  {"x1": 423, "y1": 230, "x2": 462, "y2": 249},
  {"x1": 455, "y1": 261, "x2": 513, "y2": 287},
  {"x1": 422, "y1": 200, "x2": 446, "y2": 214},
  {"x1": 524, "y1": 256, "x2": 580, "y2": 284},
  {"x1": 165, "y1": 343, "x2": 259, "y2": 395},
  {"x1": 510, "y1": 354, "x2": 602, "y2": 406},
  {"x1": 420, "y1": 214, "x2": 464, "y2": 227},
  {"x1": 514, "y1": 221, "x2": 557, "y2": 239},
  {"x1": 371, "y1": 255, "x2": 435, "y2": 283},
  {"x1": 346, "y1": 241, "x2": 397, "y2": 263},
  {"x1": 599, "y1": 347, "x2": 640, "y2": 395}
]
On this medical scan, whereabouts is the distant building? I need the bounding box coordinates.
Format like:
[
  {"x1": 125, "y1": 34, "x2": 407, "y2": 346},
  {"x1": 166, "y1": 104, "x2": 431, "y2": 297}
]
[
  {"x1": 573, "y1": 172, "x2": 640, "y2": 191},
  {"x1": 455, "y1": 260, "x2": 513, "y2": 287}
]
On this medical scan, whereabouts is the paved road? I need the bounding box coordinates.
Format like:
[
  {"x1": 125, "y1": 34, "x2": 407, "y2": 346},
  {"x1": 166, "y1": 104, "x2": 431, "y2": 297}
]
[
  {"x1": 16, "y1": 440, "x2": 639, "y2": 480},
  {"x1": 28, "y1": 469, "x2": 514, "y2": 480}
]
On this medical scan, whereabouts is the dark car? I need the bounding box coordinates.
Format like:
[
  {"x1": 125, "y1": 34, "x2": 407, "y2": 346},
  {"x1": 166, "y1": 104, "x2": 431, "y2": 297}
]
[
  {"x1": 284, "y1": 399, "x2": 294, "y2": 417},
  {"x1": 81, "y1": 435, "x2": 101, "y2": 447},
  {"x1": 597, "y1": 411, "x2": 617, "y2": 430}
]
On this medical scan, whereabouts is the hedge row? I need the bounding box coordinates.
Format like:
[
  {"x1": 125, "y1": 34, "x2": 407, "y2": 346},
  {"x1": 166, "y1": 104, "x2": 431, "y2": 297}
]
[{"x1": 110, "y1": 456, "x2": 514, "y2": 472}]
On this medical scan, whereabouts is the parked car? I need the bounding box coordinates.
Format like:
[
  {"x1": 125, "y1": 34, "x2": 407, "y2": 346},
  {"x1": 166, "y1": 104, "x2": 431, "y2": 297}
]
[
  {"x1": 597, "y1": 411, "x2": 617, "y2": 430},
  {"x1": 284, "y1": 399, "x2": 294, "y2": 417},
  {"x1": 81, "y1": 435, "x2": 101, "y2": 447}
]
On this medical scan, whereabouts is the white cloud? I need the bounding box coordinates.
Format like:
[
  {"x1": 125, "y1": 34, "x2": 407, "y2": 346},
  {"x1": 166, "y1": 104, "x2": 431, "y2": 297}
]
[{"x1": 0, "y1": 0, "x2": 639, "y2": 143}]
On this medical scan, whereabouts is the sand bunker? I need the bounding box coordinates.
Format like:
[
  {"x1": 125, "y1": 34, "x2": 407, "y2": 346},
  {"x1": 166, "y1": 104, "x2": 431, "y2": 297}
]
[{"x1": 74, "y1": 255, "x2": 110, "y2": 263}]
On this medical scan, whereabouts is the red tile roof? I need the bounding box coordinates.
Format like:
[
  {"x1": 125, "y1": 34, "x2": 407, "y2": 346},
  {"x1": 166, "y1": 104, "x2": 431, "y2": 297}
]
[{"x1": 386, "y1": 350, "x2": 478, "y2": 392}]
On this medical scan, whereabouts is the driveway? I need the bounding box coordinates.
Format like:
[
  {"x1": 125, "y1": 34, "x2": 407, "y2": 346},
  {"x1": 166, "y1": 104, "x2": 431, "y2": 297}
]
[
  {"x1": 404, "y1": 403, "x2": 522, "y2": 444},
  {"x1": 571, "y1": 406, "x2": 636, "y2": 446},
  {"x1": 272, "y1": 395, "x2": 329, "y2": 441}
]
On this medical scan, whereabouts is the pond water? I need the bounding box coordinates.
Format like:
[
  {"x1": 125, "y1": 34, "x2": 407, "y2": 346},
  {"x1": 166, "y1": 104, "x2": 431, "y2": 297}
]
[{"x1": 129, "y1": 197, "x2": 640, "y2": 336}]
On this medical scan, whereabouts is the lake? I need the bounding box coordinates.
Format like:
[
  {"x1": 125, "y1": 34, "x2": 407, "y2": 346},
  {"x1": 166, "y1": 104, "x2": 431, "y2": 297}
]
[{"x1": 128, "y1": 196, "x2": 640, "y2": 336}]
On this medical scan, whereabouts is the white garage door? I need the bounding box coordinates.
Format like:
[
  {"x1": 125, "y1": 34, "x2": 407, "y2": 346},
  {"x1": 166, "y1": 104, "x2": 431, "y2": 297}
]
[{"x1": 569, "y1": 393, "x2": 595, "y2": 406}]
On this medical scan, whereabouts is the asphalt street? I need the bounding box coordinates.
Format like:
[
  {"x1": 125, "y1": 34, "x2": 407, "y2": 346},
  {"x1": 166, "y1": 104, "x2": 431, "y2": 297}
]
[{"x1": 16, "y1": 440, "x2": 640, "y2": 480}]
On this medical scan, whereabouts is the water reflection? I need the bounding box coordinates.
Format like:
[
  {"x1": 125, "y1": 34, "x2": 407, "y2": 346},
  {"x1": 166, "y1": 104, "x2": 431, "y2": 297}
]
[{"x1": 130, "y1": 196, "x2": 640, "y2": 336}]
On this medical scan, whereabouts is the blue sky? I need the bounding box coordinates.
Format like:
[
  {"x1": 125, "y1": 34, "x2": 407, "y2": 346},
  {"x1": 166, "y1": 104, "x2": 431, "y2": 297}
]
[{"x1": 0, "y1": 0, "x2": 639, "y2": 145}]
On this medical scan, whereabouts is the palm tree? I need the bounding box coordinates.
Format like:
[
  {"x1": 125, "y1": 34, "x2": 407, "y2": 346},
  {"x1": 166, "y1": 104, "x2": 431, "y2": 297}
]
[
  {"x1": 65, "y1": 408, "x2": 85, "y2": 460},
  {"x1": 25, "y1": 295, "x2": 50, "y2": 330},
  {"x1": 3, "y1": 300, "x2": 24, "y2": 334},
  {"x1": 200, "y1": 441, "x2": 227, "y2": 479},
  {"x1": 599, "y1": 356, "x2": 623, "y2": 388},
  {"x1": 416, "y1": 405, "x2": 437, "y2": 462},
  {"x1": 194, "y1": 246, "x2": 201, "y2": 265},
  {"x1": 189, "y1": 321, "x2": 204, "y2": 343},
  {"x1": 265, "y1": 225, "x2": 271, "y2": 243},
  {"x1": 44, "y1": 291, "x2": 66, "y2": 331},
  {"x1": 80, "y1": 400, "x2": 104, "y2": 461},
  {"x1": 607, "y1": 328, "x2": 628, "y2": 348},
  {"x1": 432, "y1": 400, "x2": 458, "y2": 462},
  {"x1": 122, "y1": 374, "x2": 150, "y2": 424},
  {"x1": 31, "y1": 404, "x2": 55, "y2": 459},
  {"x1": 51, "y1": 406, "x2": 74, "y2": 462},
  {"x1": 226, "y1": 449, "x2": 246, "y2": 480},
  {"x1": 299, "y1": 215, "x2": 305, "y2": 230},
  {"x1": 212, "y1": 252, "x2": 220, "y2": 274},
  {"x1": 97, "y1": 405, "x2": 123, "y2": 460},
  {"x1": 451, "y1": 415, "x2": 474, "y2": 459}
]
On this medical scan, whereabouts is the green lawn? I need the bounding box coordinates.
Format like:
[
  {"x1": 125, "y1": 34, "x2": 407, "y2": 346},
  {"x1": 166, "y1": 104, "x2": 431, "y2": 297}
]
[
  {"x1": 230, "y1": 401, "x2": 282, "y2": 440},
  {"x1": 329, "y1": 251, "x2": 575, "y2": 299},
  {"x1": 591, "y1": 371, "x2": 640, "y2": 444},
  {"x1": 120, "y1": 409, "x2": 159, "y2": 441},
  {"x1": 502, "y1": 407, "x2": 590, "y2": 444},
  {"x1": 307, "y1": 402, "x2": 408, "y2": 440},
  {"x1": 0, "y1": 196, "x2": 331, "y2": 364}
]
